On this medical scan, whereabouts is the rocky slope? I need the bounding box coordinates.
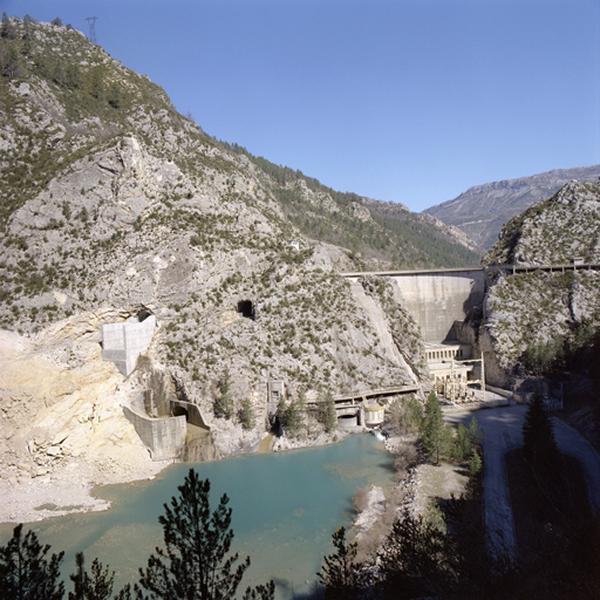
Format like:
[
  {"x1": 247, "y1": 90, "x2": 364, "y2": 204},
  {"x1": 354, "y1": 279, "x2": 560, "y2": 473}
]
[
  {"x1": 425, "y1": 165, "x2": 600, "y2": 251},
  {"x1": 0, "y1": 325, "x2": 168, "y2": 522},
  {"x1": 0, "y1": 17, "x2": 437, "y2": 521},
  {"x1": 484, "y1": 181, "x2": 600, "y2": 265},
  {"x1": 477, "y1": 182, "x2": 600, "y2": 385}
]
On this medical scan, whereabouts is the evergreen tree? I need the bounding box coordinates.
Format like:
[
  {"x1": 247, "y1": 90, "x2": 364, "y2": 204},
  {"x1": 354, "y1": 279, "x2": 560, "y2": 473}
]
[
  {"x1": 377, "y1": 509, "x2": 460, "y2": 599},
  {"x1": 390, "y1": 396, "x2": 423, "y2": 434},
  {"x1": 468, "y1": 449, "x2": 482, "y2": 477},
  {"x1": 452, "y1": 423, "x2": 472, "y2": 462},
  {"x1": 213, "y1": 370, "x2": 234, "y2": 419},
  {"x1": 238, "y1": 397, "x2": 255, "y2": 430},
  {"x1": 68, "y1": 552, "x2": 115, "y2": 600},
  {"x1": 522, "y1": 394, "x2": 557, "y2": 466},
  {"x1": 317, "y1": 391, "x2": 337, "y2": 433},
  {"x1": 22, "y1": 15, "x2": 34, "y2": 55},
  {"x1": 467, "y1": 417, "x2": 480, "y2": 446},
  {"x1": 51, "y1": 17, "x2": 63, "y2": 27},
  {"x1": 283, "y1": 396, "x2": 304, "y2": 437},
  {"x1": 1, "y1": 13, "x2": 16, "y2": 40},
  {"x1": 318, "y1": 527, "x2": 372, "y2": 600},
  {"x1": 64, "y1": 64, "x2": 82, "y2": 89},
  {"x1": 107, "y1": 84, "x2": 122, "y2": 109},
  {"x1": 0, "y1": 524, "x2": 64, "y2": 600},
  {"x1": 420, "y1": 391, "x2": 447, "y2": 464},
  {"x1": 86, "y1": 67, "x2": 104, "y2": 100},
  {"x1": 0, "y1": 43, "x2": 23, "y2": 79},
  {"x1": 137, "y1": 469, "x2": 273, "y2": 599}
]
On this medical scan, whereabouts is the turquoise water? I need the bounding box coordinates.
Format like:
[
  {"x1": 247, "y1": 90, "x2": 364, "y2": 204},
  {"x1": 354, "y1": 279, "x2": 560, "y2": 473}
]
[{"x1": 0, "y1": 434, "x2": 394, "y2": 599}]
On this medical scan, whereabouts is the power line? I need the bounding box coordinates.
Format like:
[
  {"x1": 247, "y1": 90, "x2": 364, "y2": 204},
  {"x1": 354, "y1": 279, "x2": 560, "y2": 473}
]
[{"x1": 85, "y1": 16, "x2": 98, "y2": 44}]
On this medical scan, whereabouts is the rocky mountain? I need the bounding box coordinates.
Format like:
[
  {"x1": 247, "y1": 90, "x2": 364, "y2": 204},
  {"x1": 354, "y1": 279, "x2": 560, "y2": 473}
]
[
  {"x1": 477, "y1": 182, "x2": 600, "y2": 385},
  {"x1": 0, "y1": 17, "x2": 443, "y2": 520},
  {"x1": 484, "y1": 181, "x2": 600, "y2": 266},
  {"x1": 425, "y1": 165, "x2": 600, "y2": 251}
]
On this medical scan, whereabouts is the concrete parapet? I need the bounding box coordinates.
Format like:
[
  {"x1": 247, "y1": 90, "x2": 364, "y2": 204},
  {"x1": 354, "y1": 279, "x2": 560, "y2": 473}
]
[{"x1": 123, "y1": 405, "x2": 186, "y2": 460}]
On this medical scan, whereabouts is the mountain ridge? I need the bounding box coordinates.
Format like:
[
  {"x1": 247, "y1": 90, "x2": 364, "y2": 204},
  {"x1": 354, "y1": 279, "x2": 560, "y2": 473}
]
[{"x1": 424, "y1": 164, "x2": 600, "y2": 251}]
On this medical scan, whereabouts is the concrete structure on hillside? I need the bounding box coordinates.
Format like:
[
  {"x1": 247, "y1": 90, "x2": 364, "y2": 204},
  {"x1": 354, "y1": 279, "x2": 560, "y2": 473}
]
[
  {"x1": 123, "y1": 405, "x2": 186, "y2": 460},
  {"x1": 363, "y1": 404, "x2": 385, "y2": 426},
  {"x1": 388, "y1": 270, "x2": 487, "y2": 343},
  {"x1": 425, "y1": 343, "x2": 485, "y2": 403},
  {"x1": 267, "y1": 380, "x2": 286, "y2": 415},
  {"x1": 424, "y1": 342, "x2": 472, "y2": 362},
  {"x1": 102, "y1": 315, "x2": 156, "y2": 376},
  {"x1": 307, "y1": 385, "x2": 418, "y2": 428},
  {"x1": 123, "y1": 369, "x2": 212, "y2": 461},
  {"x1": 343, "y1": 268, "x2": 487, "y2": 343}
]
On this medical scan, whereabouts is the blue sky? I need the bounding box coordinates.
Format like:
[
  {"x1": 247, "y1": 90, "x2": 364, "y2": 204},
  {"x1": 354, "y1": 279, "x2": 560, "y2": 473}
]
[{"x1": 3, "y1": 0, "x2": 599, "y2": 211}]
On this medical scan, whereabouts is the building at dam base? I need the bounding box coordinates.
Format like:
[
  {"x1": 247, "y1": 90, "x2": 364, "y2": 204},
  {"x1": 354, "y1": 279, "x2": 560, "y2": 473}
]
[{"x1": 425, "y1": 342, "x2": 485, "y2": 403}]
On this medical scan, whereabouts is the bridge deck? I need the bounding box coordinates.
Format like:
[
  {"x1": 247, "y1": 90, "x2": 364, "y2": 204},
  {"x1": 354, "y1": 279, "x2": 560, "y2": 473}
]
[
  {"x1": 341, "y1": 263, "x2": 600, "y2": 278},
  {"x1": 308, "y1": 385, "x2": 418, "y2": 406}
]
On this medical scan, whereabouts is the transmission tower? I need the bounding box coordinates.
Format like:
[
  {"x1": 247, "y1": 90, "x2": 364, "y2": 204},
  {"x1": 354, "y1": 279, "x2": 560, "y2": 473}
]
[{"x1": 85, "y1": 16, "x2": 98, "y2": 43}]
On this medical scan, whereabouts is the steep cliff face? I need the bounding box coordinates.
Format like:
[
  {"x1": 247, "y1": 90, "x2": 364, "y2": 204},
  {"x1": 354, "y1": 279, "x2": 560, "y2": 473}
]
[
  {"x1": 478, "y1": 183, "x2": 600, "y2": 385},
  {"x1": 425, "y1": 165, "x2": 600, "y2": 251}
]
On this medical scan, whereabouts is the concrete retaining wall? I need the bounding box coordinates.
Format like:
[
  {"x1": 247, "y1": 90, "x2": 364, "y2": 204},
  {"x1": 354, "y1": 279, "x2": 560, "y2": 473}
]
[{"x1": 123, "y1": 405, "x2": 186, "y2": 460}]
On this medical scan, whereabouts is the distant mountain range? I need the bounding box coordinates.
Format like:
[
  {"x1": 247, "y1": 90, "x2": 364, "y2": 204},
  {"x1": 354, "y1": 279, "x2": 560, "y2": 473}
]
[{"x1": 424, "y1": 165, "x2": 600, "y2": 251}]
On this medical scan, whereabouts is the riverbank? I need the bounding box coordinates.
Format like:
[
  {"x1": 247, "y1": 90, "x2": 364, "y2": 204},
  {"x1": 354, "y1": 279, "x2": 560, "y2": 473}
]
[
  {"x1": 0, "y1": 427, "x2": 353, "y2": 525},
  {"x1": 348, "y1": 433, "x2": 420, "y2": 558},
  {"x1": 0, "y1": 434, "x2": 396, "y2": 599}
]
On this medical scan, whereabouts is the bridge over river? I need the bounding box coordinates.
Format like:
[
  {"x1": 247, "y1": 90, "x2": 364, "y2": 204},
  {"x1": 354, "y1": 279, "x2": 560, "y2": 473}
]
[{"x1": 307, "y1": 384, "x2": 419, "y2": 426}]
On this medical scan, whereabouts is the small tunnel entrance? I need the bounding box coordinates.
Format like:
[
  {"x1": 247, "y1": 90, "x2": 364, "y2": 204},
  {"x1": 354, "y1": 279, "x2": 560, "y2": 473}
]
[
  {"x1": 136, "y1": 306, "x2": 154, "y2": 322},
  {"x1": 237, "y1": 300, "x2": 256, "y2": 320}
]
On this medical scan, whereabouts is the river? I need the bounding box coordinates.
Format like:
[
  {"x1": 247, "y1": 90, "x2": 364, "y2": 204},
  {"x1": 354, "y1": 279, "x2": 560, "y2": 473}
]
[{"x1": 0, "y1": 434, "x2": 395, "y2": 599}]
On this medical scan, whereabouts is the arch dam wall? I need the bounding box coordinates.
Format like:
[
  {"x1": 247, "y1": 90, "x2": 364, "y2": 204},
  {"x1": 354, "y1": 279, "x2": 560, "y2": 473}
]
[{"x1": 344, "y1": 268, "x2": 487, "y2": 344}]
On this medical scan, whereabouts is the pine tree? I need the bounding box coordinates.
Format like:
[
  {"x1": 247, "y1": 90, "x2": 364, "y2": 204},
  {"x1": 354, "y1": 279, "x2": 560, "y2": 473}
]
[
  {"x1": 213, "y1": 370, "x2": 234, "y2": 419},
  {"x1": 22, "y1": 15, "x2": 34, "y2": 55},
  {"x1": 522, "y1": 394, "x2": 557, "y2": 466},
  {"x1": 1, "y1": 13, "x2": 16, "y2": 40},
  {"x1": 318, "y1": 527, "x2": 371, "y2": 600},
  {"x1": 420, "y1": 391, "x2": 447, "y2": 464},
  {"x1": 68, "y1": 552, "x2": 115, "y2": 600},
  {"x1": 238, "y1": 397, "x2": 255, "y2": 430},
  {"x1": 0, "y1": 524, "x2": 64, "y2": 600},
  {"x1": 0, "y1": 44, "x2": 23, "y2": 80},
  {"x1": 467, "y1": 417, "x2": 480, "y2": 446},
  {"x1": 468, "y1": 449, "x2": 482, "y2": 477},
  {"x1": 137, "y1": 469, "x2": 273, "y2": 599},
  {"x1": 452, "y1": 424, "x2": 472, "y2": 462},
  {"x1": 283, "y1": 396, "x2": 305, "y2": 437},
  {"x1": 317, "y1": 391, "x2": 337, "y2": 433},
  {"x1": 378, "y1": 509, "x2": 460, "y2": 598},
  {"x1": 107, "y1": 84, "x2": 122, "y2": 109}
]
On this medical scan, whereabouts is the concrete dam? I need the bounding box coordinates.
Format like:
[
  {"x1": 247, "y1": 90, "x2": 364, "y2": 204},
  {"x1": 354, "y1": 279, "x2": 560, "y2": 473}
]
[{"x1": 343, "y1": 267, "x2": 488, "y2": 343}]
